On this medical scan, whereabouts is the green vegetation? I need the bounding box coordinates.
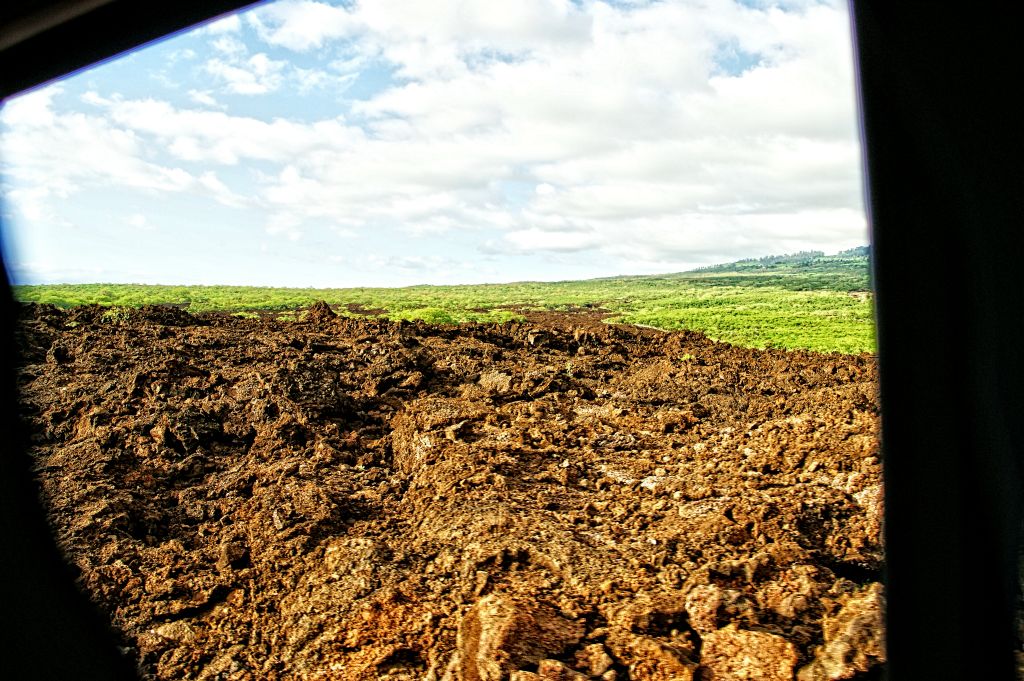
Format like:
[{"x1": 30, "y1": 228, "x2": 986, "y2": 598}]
[{"x1": 13, "y1": 249, "x2": 874, "y2": 354}]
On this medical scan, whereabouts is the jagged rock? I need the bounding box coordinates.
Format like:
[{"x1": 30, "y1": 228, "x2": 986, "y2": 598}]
[
  {"x1": 443, "y1": 594, "x2": 584, "y2": 681},
  {"x1": 153, "y1": 621, "x2": 196, "y2": 643},
  {"x1": 306, "y1": 300, "x2": 337, "y2": 322},
  {"x1": 478, "y1": 370, "x2": 514, "y2": 394},
  {"x1": 16, "y1": 304, "x2": 883, "y2": 680},
  {"x1": 699, "y1": 624, "x2": 799, "y2": 680},
  {"x1": 574, "y1": 643, "x2": 614, "y2": 677},
  {"x1": 606, "y1": 634, "x2": 696, "y2": 681},
  {"x1": 685, "y1": 584, "x2": 724, "y2": 633},
  {"x1": 536, "y1": 658, "x2": 588, "y2": 680},
  {"x1": 215, "y1": 539, "x2": 249, "y2": 572},
  {"x1": 797, "y1": 583, "x2": 885, "y2": 680}
]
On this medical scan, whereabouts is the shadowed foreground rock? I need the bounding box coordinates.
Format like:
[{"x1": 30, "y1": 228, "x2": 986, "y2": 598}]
[{"x1": 15, "y1": 303, "x2": 885, "y2": 679}]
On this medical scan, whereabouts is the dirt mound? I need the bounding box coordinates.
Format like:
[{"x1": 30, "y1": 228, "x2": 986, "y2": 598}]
[
  {"x1": 306, "y1": 301, "x2": 338, "y2": 323},
  {"x1": 14, "y1": 304, "x2": 884, "y2": 680}
]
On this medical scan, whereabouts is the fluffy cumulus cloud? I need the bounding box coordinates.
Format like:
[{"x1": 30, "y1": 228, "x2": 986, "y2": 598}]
[
  {"x1": 1, "y1": 0, "x2": 866, "y2": 285},
  {"x1": 247, "y1": 0, "x2": 360, "y2": 51},
  {"x1": 204, "y1": 44, "x2": 288, "y2": 95},
  {"x1": 242, "y1": 0, "x2": 864, "y2": 264},
  {"x1": 202, "y1": 13, "x2": 243, "y2": 35},
  {"x1": 0, "y1": 88, "x2": 245, "y2": 218}
]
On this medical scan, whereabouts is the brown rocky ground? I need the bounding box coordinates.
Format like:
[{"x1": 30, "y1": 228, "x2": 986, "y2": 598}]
[{"x1": 14, "y1": 302, "x2": 884, "y2": 680}]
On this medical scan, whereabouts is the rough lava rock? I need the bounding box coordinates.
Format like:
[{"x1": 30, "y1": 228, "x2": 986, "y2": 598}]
[
  {"x1": 797, "y1": 583, "x2": 886, "y2": 680},
  {"x1": 14, "y1": 303, "x2": 885, "y2": 680},
  {"x1": 699, "y1": 624, "x2": 799, "y2": 680}
]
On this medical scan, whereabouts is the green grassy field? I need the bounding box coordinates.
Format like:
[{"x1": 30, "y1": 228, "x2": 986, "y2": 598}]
[{"x1": 12, "y1": 248, "x2": 874, "y2": 354}]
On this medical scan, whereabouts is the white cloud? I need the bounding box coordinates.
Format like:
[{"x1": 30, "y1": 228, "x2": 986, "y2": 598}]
[
  {"x1": 247, "y1": 0, "x2": 358, "y2": 51},
  {"x1": 1, "y1": 86, "x2": 61, "y2": 127},
  {"x1": 204, "y1": 52, "x2": 287, "y2": 95},
  {"x1": 203, "y1": 32, "x2": 341, "y2": 97},
  {"x1": 127, "y1": 213, "x2": 154, "y2": 230},
  {"x1": 265, "y1": 212, "x2": 304, "y2": 240},
  {"x1": 292, "y1": 66, "x2": 359, "y2": 94},
  {"x1": 504, "y1": 228, "x2": 600, "y2": 254},
  {"x1": 210, "y1": 35, "x2": 248, "y2": 57},
  {"x1": 187, "y1": 89, "x2": 224, "y2": 109},
  {"x1": 256, "y1": 0, "x2": 857, "y2": 254},
  {"x1": 292, "y1": 66, "x2": 330, "y2": 92},
  {"x1": 203, "y1": 13, "x2": 243, "y2": 34},
  {"x1": 365, "y1": 254, "x2": 459, "y2": 272},
  {"x1": 169, "y1": 48, "x2": 198, "y2": 62},
  {"x1": 81, "y1": 90, "x2": 109, "y2": 107},
  {"x1": 4, "y1": 186, "x2": 62, "y2": 223},
  {"x1": 0, "y1": 86, "x2": 252, "y2": 224},
  {"x1": 90, "y1": 97, "x2": 364, "y2": 166},
  {"x1": 2, "y1": 0, "x2": 866, "y2": 277},
  {"x1": 197, "y1": 171, "x2": 249, "y2": 207}
]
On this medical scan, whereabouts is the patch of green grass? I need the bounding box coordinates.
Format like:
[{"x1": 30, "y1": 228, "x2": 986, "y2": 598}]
[
  {"x1": 99, "y1": 306, "x2": 132, "y2": 324},
  {"x1": 13, "y1": 251, "x2": 875, "y2": 354}
]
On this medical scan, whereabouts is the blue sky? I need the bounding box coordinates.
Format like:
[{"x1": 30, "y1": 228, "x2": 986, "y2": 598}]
[{"x1": 0, "y1": 0, "x2": 865, "y2": 288}]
